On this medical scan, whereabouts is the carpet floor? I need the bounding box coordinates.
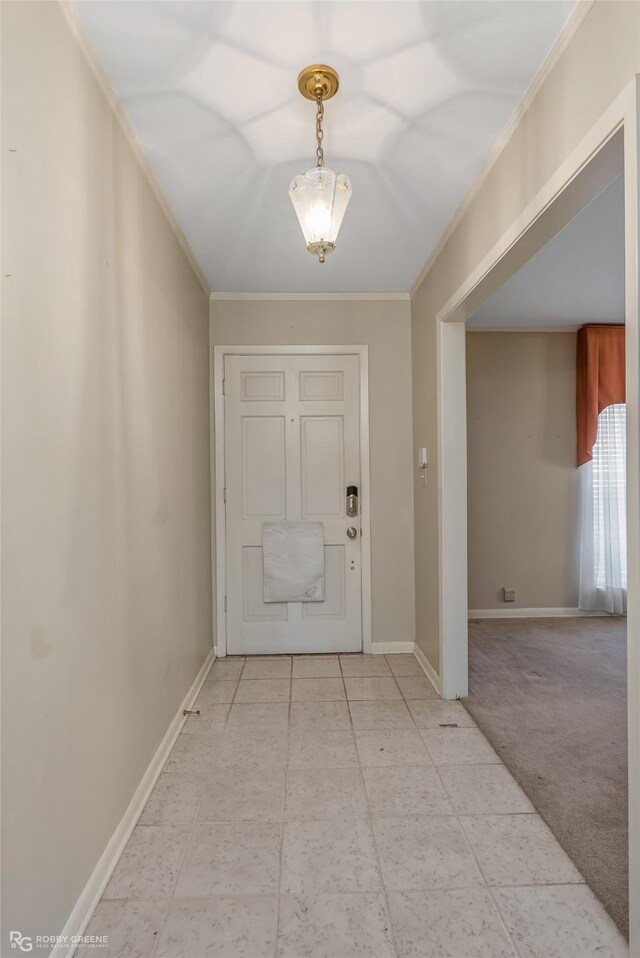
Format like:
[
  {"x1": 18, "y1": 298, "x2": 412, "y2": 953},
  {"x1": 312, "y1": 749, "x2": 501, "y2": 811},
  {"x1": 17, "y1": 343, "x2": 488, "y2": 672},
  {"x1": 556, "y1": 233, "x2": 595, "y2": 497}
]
[{"x1": 464, "y1": 616, "x2": 628, "y2": 937}]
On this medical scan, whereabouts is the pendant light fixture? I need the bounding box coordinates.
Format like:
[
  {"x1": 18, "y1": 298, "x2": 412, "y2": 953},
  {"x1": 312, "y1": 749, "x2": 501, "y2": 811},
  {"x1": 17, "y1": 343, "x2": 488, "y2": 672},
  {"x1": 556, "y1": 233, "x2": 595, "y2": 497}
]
[{"x1": 289, "y1": 65, "x2": 352, "y2": 263}]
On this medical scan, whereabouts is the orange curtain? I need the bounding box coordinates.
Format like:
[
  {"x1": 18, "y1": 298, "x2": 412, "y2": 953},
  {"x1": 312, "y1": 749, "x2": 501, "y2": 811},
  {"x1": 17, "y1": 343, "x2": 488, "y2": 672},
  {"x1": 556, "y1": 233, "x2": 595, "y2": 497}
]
[{"x1": 576, "y1": 324, "x2": 625, "y2": 467}]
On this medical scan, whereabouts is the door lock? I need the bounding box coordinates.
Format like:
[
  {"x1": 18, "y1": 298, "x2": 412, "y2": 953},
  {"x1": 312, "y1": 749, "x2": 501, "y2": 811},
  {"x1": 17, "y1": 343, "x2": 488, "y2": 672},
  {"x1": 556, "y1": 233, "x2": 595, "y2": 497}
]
[
  {"x1": 346, "y1": 526, "x2": 358, "y2": 539},
  {"x1": 346, "y1": 485, "x2": 358, "y2": 517}
]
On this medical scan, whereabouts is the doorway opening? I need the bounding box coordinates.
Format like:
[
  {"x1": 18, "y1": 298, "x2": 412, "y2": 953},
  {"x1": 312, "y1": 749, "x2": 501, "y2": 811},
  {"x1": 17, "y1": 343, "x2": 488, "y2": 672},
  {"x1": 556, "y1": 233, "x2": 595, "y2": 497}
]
[
  {"x1": 436, "y1": 82, "x2": 640, "y2": 948},
  {"x1": 464, "y1": 169, "x2": 627, "y2": 934}
]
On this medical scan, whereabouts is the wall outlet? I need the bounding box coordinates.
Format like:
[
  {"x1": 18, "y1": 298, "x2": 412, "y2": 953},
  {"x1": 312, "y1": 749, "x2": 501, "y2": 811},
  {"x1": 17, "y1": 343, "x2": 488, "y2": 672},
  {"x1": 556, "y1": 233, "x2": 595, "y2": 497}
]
[{"x1": 503, "y1": 588, "x2": 516, "y2": 603}]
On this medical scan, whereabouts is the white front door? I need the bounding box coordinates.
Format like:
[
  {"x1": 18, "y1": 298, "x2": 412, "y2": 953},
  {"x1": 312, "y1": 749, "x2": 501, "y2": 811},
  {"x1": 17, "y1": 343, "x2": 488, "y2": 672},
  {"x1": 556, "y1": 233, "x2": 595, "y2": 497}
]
[{"x1": 224, "y1": 352, "x2": 363, "y2": 654}]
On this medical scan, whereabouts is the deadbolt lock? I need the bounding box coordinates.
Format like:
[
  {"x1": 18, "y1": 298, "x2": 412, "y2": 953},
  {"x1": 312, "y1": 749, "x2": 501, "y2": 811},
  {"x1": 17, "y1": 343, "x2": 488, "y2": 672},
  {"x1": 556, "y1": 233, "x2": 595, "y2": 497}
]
[{"x1": 346, "y1": 526, "x2": 358, "y2": 539}]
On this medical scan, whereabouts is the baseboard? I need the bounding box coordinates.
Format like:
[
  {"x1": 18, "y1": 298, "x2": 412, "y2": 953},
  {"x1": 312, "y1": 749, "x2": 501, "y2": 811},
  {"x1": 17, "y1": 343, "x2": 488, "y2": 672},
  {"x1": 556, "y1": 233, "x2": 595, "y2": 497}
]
[
  {"x1": 371, "y1": 641, "x2": 415, "y2": 654},
  {"x1": 468, "y1": 607, "x2": 603, "y2": 619},
  {"x1": 57, "y1": 647, "x2": 216, "y2": 958},
  {"x1": 411, "y1": 642, "x2": 441, "y2": 696}
]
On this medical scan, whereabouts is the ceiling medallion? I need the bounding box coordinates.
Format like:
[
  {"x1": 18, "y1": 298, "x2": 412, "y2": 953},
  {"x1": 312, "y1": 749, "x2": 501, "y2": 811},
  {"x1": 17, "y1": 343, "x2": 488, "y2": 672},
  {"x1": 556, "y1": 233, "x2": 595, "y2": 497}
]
[{"x1": 289, "y1": 65, "x2": 352, "y2": 263}]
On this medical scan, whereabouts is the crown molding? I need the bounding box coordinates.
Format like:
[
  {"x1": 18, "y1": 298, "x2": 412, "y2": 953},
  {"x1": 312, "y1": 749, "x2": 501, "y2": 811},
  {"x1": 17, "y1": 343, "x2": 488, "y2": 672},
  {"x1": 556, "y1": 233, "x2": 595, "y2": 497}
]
[
  {"x1": 410, "y1": 0, "x2": 596, "y2": 298},
  {"x1": 58, "y1": 0, "x2": 210, "y2": 297},
  {"x1": 209, "y1": 291, "x2": 411, "y2": 301},
  {"x1": 467, "y1": 324, "x2": 581, "y2": 333}
]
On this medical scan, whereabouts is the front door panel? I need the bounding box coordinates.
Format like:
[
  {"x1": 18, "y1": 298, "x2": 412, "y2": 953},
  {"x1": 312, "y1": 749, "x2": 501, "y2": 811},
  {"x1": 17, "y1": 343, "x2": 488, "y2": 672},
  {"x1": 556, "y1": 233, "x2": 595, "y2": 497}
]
[{"x1": 224, "y1": 353, "x2": 362, "y2": 654}]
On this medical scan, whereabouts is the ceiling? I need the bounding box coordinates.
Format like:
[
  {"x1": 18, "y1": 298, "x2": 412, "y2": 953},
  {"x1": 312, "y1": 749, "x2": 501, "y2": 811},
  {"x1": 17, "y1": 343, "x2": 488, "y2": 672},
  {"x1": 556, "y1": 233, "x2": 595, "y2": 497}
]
[
  {"x1": 74, "y1": 1, "x2": 576, "y2": 293},
  {"x1": 469, "y1": 175, "x2": 625, "y2": 329}
]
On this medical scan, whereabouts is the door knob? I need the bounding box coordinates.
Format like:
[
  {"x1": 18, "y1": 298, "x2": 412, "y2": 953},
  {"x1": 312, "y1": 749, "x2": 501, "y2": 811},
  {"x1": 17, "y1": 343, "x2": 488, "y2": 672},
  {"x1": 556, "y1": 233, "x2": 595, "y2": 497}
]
[{"x1": 346, "y1": 526, "x2": 358, "y2": 539}]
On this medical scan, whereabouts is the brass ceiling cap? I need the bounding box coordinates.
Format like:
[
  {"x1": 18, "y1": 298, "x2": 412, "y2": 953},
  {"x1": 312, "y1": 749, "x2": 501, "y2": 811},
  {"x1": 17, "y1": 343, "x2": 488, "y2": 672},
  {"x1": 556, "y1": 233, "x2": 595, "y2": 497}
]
[{"x1": 297, "y1": 65, "x2": 340, "y2": 101}]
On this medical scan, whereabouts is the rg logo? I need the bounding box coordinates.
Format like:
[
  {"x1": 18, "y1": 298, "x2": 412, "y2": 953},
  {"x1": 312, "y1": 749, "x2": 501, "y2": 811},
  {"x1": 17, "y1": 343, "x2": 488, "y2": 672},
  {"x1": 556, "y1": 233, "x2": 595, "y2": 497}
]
[{"x1": 9, "y1": 932, "x2": 33, "y2": 952}]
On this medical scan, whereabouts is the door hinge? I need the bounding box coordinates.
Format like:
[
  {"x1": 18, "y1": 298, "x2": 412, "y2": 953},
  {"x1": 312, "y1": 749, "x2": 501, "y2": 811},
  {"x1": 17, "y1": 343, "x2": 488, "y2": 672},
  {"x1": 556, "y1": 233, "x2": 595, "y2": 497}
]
[
  {"x1": 222, "y1": 378, "x2": 226, "y2": 395},
  {"x1": 223, "y1": 487, "x2": 226, "y2": 504},
  {"x1": 224, "y1": 595, "x2": 228, "y2": 613}
]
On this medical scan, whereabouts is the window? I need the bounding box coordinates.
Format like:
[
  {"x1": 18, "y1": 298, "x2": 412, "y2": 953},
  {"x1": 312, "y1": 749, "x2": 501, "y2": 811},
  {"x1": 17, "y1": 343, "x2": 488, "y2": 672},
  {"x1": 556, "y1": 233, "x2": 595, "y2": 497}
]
[
  {"x1": 576, "y1": 326, "x2": 626, "y2": 614},
  {"x1": 579, "y1": 402, "x2": 627, "y2": 613},
  {"x1": 591, "y1": 403, "x2": 627, "y2": 590}
]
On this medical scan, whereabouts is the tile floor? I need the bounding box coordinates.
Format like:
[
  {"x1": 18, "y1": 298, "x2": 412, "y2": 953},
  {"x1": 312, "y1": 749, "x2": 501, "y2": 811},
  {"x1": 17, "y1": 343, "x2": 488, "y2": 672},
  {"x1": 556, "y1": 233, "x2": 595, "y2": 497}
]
[{"x1": 79, "y1": 653, "x2": 628, "y2": 958}]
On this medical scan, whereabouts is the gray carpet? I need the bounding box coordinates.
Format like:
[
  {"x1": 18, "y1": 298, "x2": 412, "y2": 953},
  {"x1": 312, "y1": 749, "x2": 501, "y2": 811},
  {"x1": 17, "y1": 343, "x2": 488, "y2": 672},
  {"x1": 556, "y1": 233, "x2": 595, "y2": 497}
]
[{"x1": 464, "y1": 616, "x2": 628, "y2": 937}]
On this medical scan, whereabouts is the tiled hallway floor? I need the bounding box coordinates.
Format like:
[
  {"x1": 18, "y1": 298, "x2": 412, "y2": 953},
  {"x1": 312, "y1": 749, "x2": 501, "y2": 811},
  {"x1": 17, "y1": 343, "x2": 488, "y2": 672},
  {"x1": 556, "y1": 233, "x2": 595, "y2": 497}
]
[{"x1": 80, "y1": 654, "x2": 628, "y2": 958}]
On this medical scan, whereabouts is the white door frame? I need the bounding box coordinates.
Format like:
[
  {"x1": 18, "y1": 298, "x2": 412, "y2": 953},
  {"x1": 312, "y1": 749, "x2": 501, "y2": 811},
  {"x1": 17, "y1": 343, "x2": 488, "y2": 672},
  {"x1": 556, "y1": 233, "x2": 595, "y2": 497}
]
[
  {"x1": 211, "y1": 344, "x2": 372, "y2": 658},
  {"x1": 436, "y1": 77, "x2": 640, "y2": 948}
]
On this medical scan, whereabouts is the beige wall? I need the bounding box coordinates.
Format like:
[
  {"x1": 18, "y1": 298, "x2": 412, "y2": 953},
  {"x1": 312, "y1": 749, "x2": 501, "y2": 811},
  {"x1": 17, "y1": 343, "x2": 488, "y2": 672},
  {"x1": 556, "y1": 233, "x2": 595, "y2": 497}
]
[
  {"x1": 466, "y1": 332, "x2": 579, "y2": 611},
  {"x1": 1, "y1": 2, "x2": 212, "y2": 942},
  {"x1": 211, "y1": 298, "x2": 415, "y2": 648},
  {"x1": 412, "y1": 1, "x2": 640, "y2": 672}
]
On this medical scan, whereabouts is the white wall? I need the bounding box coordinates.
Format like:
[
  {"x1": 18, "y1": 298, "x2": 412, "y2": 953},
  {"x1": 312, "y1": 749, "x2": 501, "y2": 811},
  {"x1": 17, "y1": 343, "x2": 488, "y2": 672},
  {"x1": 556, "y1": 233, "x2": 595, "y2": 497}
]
[
  {"x1": 1, "y1": 2, "x2": 212, "y2": 942},
  {"x1": 411, "y1": 0, "x2": 640, "y2": 673},
  {"x1": 466, "y1": 332, "x2": 579, "y2": 611},
  {"x1": 211, "y1": 297, "x2": 416, "y2": 649}
]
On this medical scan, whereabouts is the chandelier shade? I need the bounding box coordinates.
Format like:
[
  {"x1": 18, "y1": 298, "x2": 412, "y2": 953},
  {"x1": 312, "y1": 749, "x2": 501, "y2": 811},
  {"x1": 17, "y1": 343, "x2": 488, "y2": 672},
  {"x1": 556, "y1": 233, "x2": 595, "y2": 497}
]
[
  {"x1": 288, "y1": 65, "x2": 351, "y2": 263},
  {"x1": 289, "y1": 167, "x2": 352, "y2": 263}
]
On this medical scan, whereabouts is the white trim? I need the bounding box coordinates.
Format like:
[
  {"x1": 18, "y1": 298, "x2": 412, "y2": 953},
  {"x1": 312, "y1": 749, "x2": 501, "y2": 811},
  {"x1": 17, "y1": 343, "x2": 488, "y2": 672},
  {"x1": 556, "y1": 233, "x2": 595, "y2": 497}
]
[
  {"x1": 437, "y1": 321, "x2": 468, "y2": 700},
  {"x1": 624, "y1": 76, "x2": 640, "y2": 952},
  {"x1": 371, "y1": 641, "x2": 415, "y2": 655},
  {"x1": 212, "y1": 344, "x2": 372, "y2": 657},
  {"x1": 59, "y1": 1, "x2": 209, "y2": 296},
  {"x1": 213, "y1": 345, "x2": 228, "y2": 659},
  {"x1": 410, "y1": 0, "x2": 595, "y2": 297},
  {"x1": 58, "y1": 649, "x2": 216, "y2": 958},
  {"x1": 468, "y1": 607, "x2": 609, "y2": 619},
  {"x1": 359, "y1": 350, "x2": 373, "y2": 654},
  {"x1": 209, "y1": 317, "x2": 218, "y2": 659},
  {"x1": 209, "y1": 292, "x2": 410, "y2": 301},
  {"x1": 412, "y1": 642, "x2": 442, "y2": 697}
]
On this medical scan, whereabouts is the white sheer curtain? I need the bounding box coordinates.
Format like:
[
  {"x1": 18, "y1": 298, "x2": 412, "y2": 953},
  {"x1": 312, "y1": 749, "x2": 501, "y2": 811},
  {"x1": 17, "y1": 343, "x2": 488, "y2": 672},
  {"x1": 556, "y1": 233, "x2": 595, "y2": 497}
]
[{"x1": 578, "y1": 403, "x2": 627, "y2": 613}]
